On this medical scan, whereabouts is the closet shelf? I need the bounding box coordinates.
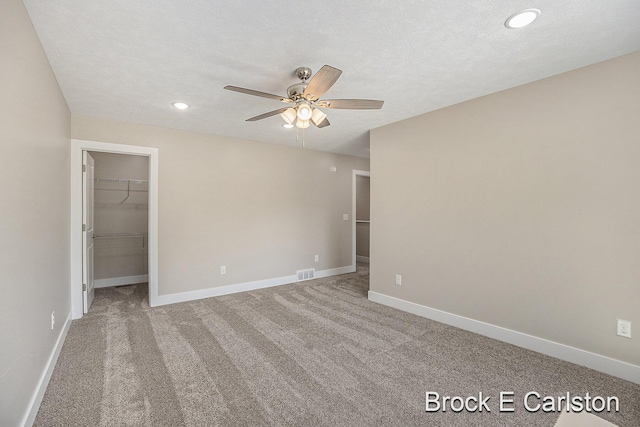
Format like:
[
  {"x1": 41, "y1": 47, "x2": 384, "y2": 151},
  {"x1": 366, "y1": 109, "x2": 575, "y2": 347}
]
[
  {"x1": 94, "y1": 232, "x2": 148, "y2": 239},
  {"x1": 355, "y1": 220, "x2": 370, "y2": 223},
  {"x1": 94, "y1": 177, "x2": 148, "y2": 202},
  {"x1": 95, "y1": 177, "x2": 148, "y2": 184}
]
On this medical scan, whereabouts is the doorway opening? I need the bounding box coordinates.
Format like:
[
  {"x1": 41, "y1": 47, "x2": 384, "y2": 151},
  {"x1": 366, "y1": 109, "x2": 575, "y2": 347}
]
[
  {"x1": 352, "y1": 170, "x2": 371, "y2": 288},
  {"x1": 90, "y1": 152, "x2": 149, "y2": 307},
  {"x1": 71, "y1": 139, "x2": 158, "y2": 319}
]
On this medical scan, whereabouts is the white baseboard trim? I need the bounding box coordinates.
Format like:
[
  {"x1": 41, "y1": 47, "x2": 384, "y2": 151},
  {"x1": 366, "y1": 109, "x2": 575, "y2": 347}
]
[
  {"x1": 155, "y1": 265, "x2": 355, "y2": 307},
  {"x1": 315, "y1": 265, "x2": 355, "y2": 278},
  {"x1": 368, "y1": 291, "x2": 640, "y2": 385},
  {"x1": 22, "y1": 310, "x2": 72, "y2": 427},
  {"x1": 356, "y1": 255, "x2": 370, "y2": 263},
  {"x1": 94, "y1": 274, "x2": 149, "y2": 288}
]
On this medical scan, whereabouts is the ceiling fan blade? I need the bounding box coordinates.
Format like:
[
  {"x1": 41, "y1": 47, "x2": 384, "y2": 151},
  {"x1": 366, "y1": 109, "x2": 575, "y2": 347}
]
[
  {"x1": 302, "y1": 65, "x2": 342, "y2": 100},
  {"x1": 224, "y1": 85, "x2": 292, "y2": 103},
  {"x1": 316, "y1": 99, "x2": 384, "y2": 110},
  {"x1": 314, "y1": 117, "x2": 330, "y2": 128},
  {"x1": 246, "y1": 107, "x2": 290, "y2": 122}
]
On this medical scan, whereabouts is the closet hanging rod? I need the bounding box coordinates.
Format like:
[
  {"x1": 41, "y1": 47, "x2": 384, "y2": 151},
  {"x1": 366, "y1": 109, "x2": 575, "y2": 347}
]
[
  {"x1": 94, "y1": 177, "x2": 148, "y2": 184},
  {"x1": 93, "y1": 232, "x2": 148, "y2": 239}
]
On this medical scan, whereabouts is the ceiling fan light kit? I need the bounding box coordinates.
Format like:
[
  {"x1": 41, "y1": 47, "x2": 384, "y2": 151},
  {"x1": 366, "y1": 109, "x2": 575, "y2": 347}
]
[
  {"x1": 297, "y1": 102, "x2": 313, "y2": 120},
  {"x1": 281, "y1": 108, "x2": 296, "y2": 124},
  {"x1": 224, "y1": 65, "x2": 384, "y2": 134},
  {"x1": 311, "y1": 108, "x2": 327, "y2": 126}
]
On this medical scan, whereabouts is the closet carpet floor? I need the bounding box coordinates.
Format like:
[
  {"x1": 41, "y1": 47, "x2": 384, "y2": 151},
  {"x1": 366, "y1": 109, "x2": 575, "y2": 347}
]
[{"x1": 34, "y1": 264, "x2": 640, "y2": 426}]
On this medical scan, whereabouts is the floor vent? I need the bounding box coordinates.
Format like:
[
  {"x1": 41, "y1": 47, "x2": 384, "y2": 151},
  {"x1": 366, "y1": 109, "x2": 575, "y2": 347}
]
[{"x1": 296, "y1": 268, "x2": 315, "y2": 282}]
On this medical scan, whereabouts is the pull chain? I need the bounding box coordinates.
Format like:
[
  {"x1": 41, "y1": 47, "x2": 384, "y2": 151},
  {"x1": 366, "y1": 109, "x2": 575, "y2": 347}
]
[{"x1": 295, "y1": 126, "x2": 306, "y2": 148}]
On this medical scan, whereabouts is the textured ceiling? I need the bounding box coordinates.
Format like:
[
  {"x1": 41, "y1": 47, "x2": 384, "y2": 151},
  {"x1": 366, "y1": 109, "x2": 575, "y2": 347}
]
[{"x1": 23, "y1": 0, "x2": 640, "y2": 157}]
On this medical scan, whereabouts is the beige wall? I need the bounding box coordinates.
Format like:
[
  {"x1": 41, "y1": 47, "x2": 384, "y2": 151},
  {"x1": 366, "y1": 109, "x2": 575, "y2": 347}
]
[
  {"x1": 0, "y1": 1, "x2": 71, "y2": 425},
  {"x1": 370, "y1": 52, "x2": 640, "y2": 366},
  {"x1": 73, "y1": 116, "x2": 369, "y2": 296},
  {"x1": 90, "y1": 152, "x2": 149, "y2": 280}
]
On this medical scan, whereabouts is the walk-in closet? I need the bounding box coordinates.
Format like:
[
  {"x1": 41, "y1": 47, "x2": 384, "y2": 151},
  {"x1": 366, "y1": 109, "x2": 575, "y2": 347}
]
[
  {"x1": 90, "y1": 152, "x2": 149, "y2": 290},
  {"x1": 355, "y1": 174, "x2": 370, "y2": 263}
]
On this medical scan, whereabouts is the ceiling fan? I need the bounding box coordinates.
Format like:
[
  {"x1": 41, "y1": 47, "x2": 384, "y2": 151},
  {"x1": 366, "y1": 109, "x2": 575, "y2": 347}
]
[{"x1": 224, "y1": 65, "x2": 384, "y2": 129}]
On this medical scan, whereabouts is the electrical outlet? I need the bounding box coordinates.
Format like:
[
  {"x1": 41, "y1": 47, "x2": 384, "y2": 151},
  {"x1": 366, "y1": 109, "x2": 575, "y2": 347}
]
[
  {"x1": 51, "y1": 311, "x2": 55, "y2": 330},
  {"x1": 220, "y1": 266, "x2": 226, "y2": 275},
  {"x1": 314, "y1": 255, "x2": 319, "y2": 262},
  {"x1": 343, "y1": 213, "x2": 349, "y2": 221},
  {"x1": 617, "y1": 319, "x2": 631, "y2": 338},
  {"x1": 395, "y1": 274, "x2": 402, "y2": 286}
]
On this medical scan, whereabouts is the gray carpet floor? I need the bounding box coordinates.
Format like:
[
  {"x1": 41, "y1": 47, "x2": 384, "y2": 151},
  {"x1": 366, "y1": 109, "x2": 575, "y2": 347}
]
[{"x1": 35, "y1": 264, "x2": 640, "y2": 426}]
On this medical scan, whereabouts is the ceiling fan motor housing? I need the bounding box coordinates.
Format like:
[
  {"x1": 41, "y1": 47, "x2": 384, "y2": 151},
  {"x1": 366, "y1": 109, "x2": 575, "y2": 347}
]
[
  {"x1": 287, "y1": 82, "x2": 308, "y2": 101},
  {"x1": 288, "y1": 67, "x2": 313, "y2": 100}
]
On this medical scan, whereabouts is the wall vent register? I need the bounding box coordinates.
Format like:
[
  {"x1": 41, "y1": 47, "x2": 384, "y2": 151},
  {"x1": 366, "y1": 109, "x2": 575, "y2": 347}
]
[{"x1": 297, "y1": 269, "x2": 315, "y2": 281}]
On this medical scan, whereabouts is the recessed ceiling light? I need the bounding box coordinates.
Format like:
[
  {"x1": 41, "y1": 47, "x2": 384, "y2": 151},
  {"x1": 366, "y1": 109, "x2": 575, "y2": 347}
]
[
  {"x1": 282, "y1": 123, "x2": 294, "y2": 129},
  {"x1": 172, "y1": 102, "x2": 189, "y2": 110},
  {"x1": 505, "y1": 9, "x2": 541, "y2": 29}
]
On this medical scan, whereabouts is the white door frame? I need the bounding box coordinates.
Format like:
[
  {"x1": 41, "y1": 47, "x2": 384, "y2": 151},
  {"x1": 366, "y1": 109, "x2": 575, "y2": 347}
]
[
  {"x1": 71, "y1": 139, "x2": 159, "y2": 318},
  {"x1": 352, "y1": 169, "x2": 371, "y2": 268}
]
